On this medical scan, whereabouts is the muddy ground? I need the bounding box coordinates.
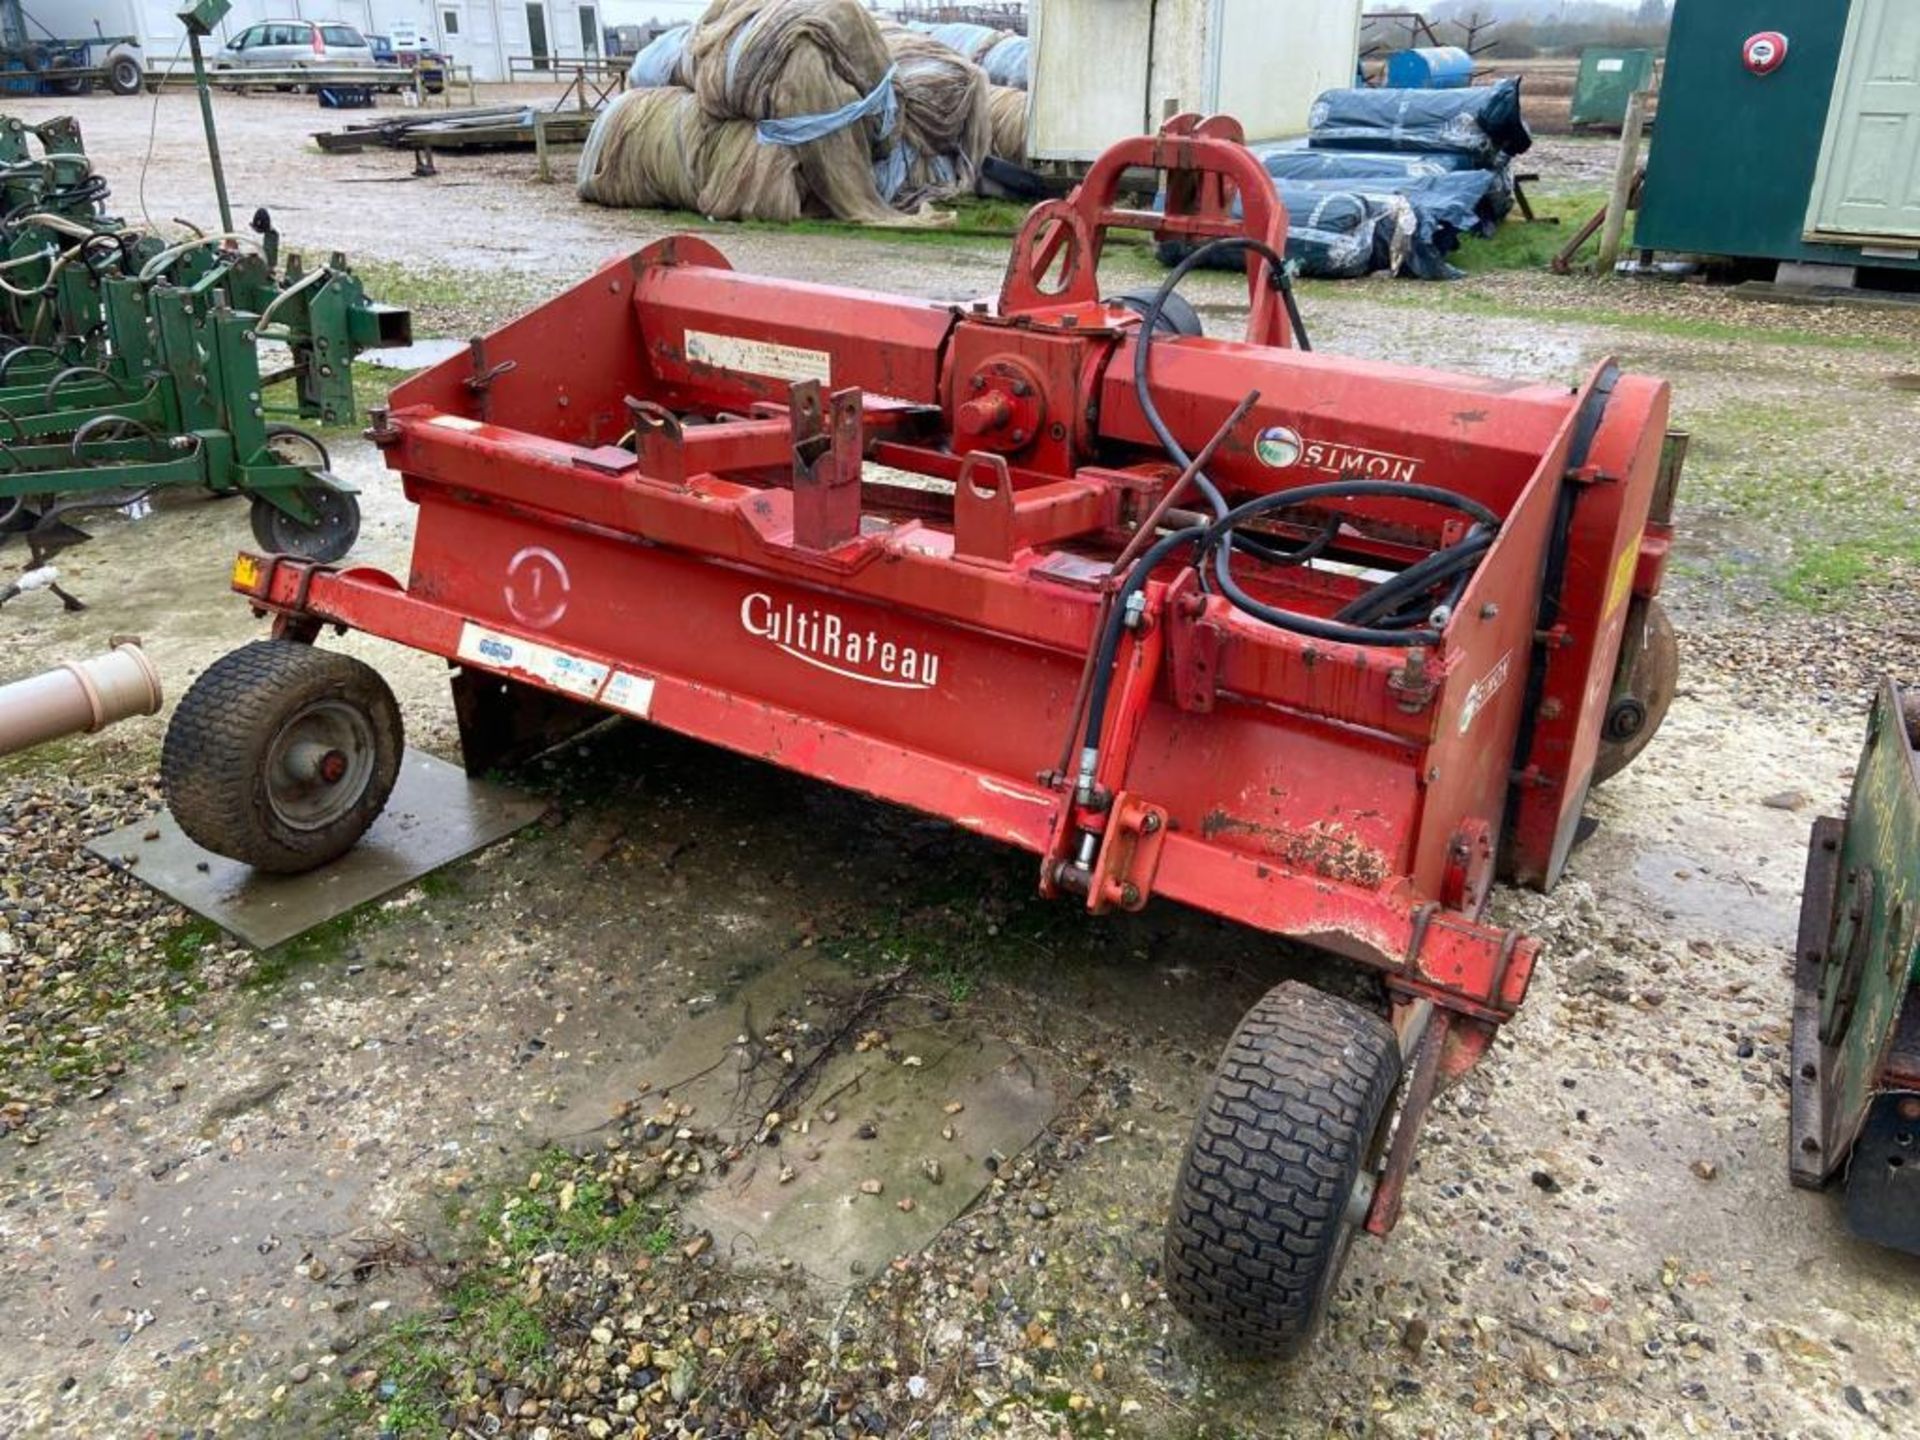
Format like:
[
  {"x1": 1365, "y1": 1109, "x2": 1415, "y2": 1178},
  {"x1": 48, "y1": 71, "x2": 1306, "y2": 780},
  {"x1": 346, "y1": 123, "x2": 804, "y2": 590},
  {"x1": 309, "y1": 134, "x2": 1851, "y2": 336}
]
[{"x1": 1, "y1": 88, "x2": 1918, "y2": 1440}]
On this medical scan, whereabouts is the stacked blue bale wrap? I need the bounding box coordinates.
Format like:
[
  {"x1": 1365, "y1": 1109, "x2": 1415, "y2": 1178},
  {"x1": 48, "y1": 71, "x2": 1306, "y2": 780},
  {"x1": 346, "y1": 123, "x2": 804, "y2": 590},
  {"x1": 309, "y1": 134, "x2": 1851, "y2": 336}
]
[{"x1": 1157, "y1": 78, "x2": 1531, "y2": 280}]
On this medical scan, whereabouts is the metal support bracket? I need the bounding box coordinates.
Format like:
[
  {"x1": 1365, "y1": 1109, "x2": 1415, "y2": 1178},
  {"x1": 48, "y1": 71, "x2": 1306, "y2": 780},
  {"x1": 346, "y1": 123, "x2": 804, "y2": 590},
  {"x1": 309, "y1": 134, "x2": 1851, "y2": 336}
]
[
  {"x1": 1164, "y1": 569, "x2": 1224, "y2": 713},
  {"x1": 789, "y1": 379, "x2": 864, "y2": 552},
  {"x1": 1085, "y1": 791, "x2": 1168, "y2": 914}
]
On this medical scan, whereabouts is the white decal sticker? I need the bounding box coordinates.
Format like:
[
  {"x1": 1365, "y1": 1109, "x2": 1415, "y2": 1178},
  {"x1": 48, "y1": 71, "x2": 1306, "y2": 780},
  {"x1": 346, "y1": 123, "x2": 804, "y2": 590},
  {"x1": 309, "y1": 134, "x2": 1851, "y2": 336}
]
[
  {"x1": 1458, "y1": 650, "x2": 1513, "y2": 735},
  {"x1": 601, "y1": 670, "x2": 657, "y2": 719},
  {"x1": 1255, "y1": 424, "x2": 1423, "y2": 483},
  {"x1": 430, "y1": 414, "x2": 485, "y2": 431},
  {"x1": 457, "y1": 623, "x2": 607, "y2": 699},
  {"x1": 1597, "y1": 57, "x2": 1625, "y2": 72},
  {"x1": 505, "y1": 545, "x2": 571, "y2": 630},
  {"x1": 740, "y1": 591, "x2": 942, "y2": 690},
  {"x1": 685, "y1": 330, "x2": 832, "y2": 386}
]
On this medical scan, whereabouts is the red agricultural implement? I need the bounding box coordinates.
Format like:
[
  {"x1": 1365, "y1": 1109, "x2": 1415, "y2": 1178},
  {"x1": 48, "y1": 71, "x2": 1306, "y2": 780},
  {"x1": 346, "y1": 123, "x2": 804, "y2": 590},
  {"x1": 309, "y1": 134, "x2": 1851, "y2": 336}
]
[{"x1": 161, "y1": 118, "x2": 1682, "y2": 1356}]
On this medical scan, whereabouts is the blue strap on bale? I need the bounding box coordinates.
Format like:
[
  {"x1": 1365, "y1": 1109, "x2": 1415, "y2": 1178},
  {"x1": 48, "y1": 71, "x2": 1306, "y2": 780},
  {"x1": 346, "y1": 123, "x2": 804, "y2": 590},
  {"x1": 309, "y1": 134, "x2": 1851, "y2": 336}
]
[
  {"x1": 752, "y1": 64, "x2": 898, "y2": 147},
  {"x1": 628, "y1": 25, "x2": 690, "y2": 89}
]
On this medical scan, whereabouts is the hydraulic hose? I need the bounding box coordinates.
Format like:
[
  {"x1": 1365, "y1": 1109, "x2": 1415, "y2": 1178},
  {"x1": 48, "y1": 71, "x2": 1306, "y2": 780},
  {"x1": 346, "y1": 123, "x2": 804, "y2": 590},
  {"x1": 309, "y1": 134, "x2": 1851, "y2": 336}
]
[{"x1": 1070, "y1": 247, "x2": 1507, "y2": 792}]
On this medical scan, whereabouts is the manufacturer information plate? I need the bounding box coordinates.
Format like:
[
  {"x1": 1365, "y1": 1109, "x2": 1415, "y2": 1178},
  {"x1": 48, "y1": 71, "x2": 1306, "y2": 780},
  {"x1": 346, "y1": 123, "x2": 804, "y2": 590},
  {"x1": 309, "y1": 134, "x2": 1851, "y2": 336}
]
[{"x1": 684, "y1": 330, "x2": 831, "y2": 385}]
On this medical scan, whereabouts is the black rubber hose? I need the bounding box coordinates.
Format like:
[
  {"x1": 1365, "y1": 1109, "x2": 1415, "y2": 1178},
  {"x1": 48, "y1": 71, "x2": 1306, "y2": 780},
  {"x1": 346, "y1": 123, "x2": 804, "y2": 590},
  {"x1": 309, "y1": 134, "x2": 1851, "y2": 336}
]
[
  {"x1": 1209, "y1": 488, "x2": 1496, "y2": 648},
  {"x1": 1334, "y1": 526, "x2": 1494, "y2": 626},
  {"x1": 1131, "y1": 235, "x2": 1304, "y2": 524},
  {"x1": 1076, "y1": 241, "x2": 1498, "y2": 770},
  {"x1": 1228, "y1": 511, "x2": 1342, "y2": 567}
]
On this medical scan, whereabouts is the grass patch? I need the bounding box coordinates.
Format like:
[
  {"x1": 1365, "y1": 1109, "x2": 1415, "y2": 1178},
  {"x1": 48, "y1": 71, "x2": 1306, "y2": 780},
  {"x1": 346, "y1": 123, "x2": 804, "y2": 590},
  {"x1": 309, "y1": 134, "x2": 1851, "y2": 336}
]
[
  {"x1": 486, "y1": 1147, "x2": 666, "y2": 1260},
  {"x1": 243, "y1": 902, "x2": 399, "y2": 990},
  {"x1": 1450, "y1": 188, "x2": 1614, "y2": 275},
  {"x1": 360, "y1": 1315, "x2": 456, "y2": 1436},
  {"x1": 1777, "y1": 536, "x2": 1920, "y2": 609},
  {"x1": 1667, "y1": 389, "x2": 1920, "y2": 610},
  {"x1": 160, "y1": 920, "x2": 221, "y2": 975},
  {"x1": 333, "y1": 1146, "x2": 669, "y2": 1436}
]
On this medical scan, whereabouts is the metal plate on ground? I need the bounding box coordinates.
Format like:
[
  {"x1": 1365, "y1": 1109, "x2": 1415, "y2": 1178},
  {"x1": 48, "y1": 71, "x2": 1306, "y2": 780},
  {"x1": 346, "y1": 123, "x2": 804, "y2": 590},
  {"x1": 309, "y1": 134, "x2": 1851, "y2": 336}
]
[
  {"x1": 632, "y1": 964, "x2": 1062, "y2": 1287},
  {"x1": 87, "y1": 749, "x2": 545, "y2": 950}
]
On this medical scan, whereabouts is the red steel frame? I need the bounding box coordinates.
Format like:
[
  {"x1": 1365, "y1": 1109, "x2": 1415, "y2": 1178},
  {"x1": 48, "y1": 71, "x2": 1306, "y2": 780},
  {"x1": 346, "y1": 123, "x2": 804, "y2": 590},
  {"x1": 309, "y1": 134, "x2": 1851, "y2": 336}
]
[{"x1": 229, "y1": 120, "x2": 1673, "y2": 1236}]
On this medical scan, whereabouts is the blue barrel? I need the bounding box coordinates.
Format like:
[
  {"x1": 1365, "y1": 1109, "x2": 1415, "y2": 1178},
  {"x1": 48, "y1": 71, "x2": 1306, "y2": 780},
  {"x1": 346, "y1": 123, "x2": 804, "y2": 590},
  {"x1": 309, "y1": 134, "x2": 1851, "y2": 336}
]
[{"x1": 1385, "y1": 47, "x2": 1474, "y2": 90}]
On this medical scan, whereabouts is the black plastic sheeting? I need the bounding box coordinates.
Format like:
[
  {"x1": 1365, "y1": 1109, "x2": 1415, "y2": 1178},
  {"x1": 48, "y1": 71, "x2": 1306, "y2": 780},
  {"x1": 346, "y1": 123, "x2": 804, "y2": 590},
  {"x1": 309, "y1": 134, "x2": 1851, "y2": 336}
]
[
  {"x1": 1154, "y1": 182, "x2": 1415, "y2": 281},
  {"x1": 1156, "y1": 81, "x2": 1530, "y2": 282},
  {"x1": 1306, "y1": 77, "x2": 1532, "y2": 165}
]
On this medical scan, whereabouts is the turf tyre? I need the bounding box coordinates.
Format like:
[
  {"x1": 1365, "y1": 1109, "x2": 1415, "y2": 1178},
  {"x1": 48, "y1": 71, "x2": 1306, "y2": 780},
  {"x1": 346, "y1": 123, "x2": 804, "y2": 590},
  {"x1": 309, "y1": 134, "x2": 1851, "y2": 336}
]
[
  {"x1": 1164, "y1": 981, "x2": 1401, "y2": 1357},
  {"x1": 161, "y1": 640, "x2": 402, "y2": 873}
]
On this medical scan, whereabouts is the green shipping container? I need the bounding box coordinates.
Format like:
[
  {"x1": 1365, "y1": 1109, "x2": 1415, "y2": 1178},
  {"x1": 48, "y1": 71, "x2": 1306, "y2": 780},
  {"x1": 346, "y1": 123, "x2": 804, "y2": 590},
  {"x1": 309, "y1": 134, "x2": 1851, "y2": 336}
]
[
  {"x1": 1570, "y1": 46, "x2": 1656, "y2": 129},
  {"x1": 1636, "y1": 0, "x2": 1920, "y2": 273}
]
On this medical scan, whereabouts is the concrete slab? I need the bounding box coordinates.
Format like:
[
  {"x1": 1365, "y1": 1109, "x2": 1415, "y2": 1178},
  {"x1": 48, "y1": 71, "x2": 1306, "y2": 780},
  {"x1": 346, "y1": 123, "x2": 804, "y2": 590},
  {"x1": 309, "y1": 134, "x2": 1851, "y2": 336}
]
[
  {"x1": 88, "y1": 749, "x2": 545, "y2": 949},
  {"x1": 637, "y1": 965, "x2": 1062, "y2": 1286}
]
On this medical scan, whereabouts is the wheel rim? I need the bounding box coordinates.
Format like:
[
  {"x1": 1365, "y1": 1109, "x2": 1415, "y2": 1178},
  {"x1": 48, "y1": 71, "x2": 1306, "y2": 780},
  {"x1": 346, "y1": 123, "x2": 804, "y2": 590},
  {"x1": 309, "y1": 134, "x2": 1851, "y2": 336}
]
[
  {"x1": 265, "y1": 485, "x2": 355, "y2": 556},
  {"x1": 264, "y1": 699, "x2": 378, "y2": 831},
  {"x1": 1594, "y1": 599, "x2": 1678, "y2": 784}
]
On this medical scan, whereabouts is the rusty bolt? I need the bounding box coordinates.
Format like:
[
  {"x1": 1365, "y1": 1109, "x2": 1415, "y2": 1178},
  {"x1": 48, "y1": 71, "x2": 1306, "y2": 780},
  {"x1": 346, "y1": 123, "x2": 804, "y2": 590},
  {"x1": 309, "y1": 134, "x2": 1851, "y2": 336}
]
[
  {"x1": 970, "y1": 374, "x2": 986, "y2": 391},
  {"x1": 1011, "y1": 379, "x2": 1031, "y2": 397},
  {"x1": 1010, "y1": 428, "x2": 1028, "y2": 446},
  {"x1": 1120, "y1": 883, "x2": 1142, "y2": 907}
]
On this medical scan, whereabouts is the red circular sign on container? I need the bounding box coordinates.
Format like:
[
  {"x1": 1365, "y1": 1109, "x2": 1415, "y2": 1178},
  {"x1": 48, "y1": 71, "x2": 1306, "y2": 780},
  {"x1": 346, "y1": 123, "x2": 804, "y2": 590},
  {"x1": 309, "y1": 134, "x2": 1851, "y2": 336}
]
[{"x1": 1743, "y1": 31, "x2": 1789, "y2": 75}]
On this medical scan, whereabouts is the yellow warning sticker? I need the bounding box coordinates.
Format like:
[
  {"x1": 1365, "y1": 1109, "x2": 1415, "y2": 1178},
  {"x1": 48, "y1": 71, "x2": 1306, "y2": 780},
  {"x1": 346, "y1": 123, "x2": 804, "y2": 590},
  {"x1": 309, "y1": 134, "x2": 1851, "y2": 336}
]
[
  {"x1": 231, "y1": 554, "x2": 261, "y2": 591},
  {"x1": 1605, "y1": 539, "x2": 1639, "y2": 619}
]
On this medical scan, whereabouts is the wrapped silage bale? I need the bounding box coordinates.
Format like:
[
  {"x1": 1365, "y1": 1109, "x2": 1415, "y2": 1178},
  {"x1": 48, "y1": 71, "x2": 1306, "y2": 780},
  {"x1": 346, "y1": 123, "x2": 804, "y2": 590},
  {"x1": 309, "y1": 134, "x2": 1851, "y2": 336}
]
[
  {"x1": 920, "y1": 21, "x2": 999, "y2": 61},
  {"x1": 578, "y1": 87, "x2": 706, "y2": 210},
  {"x1": 978, "y1": 35, "x2": 1030, "y2": 90},
  {"x1": 911, "y1": 20, "x2": 1030, "y2": 90},
  {"x1": 987, "y1": 85, "x2": 1026, "y2": 163},
  {"x1": 687, "y1": 0, "x2": 906, "y2": 225},
  {"x1": 1306, "y1": 78, "x2": 1532, "y2": 165},
  {"x1": 878, "y1": 22, "x2": 990, "y2": 201},
  {"x1": 1153, "y1": 183, "x2": 1417, "y2": 280},
  {"x1": 577, "y1": 84, "x2": 806, "y2": 221}
]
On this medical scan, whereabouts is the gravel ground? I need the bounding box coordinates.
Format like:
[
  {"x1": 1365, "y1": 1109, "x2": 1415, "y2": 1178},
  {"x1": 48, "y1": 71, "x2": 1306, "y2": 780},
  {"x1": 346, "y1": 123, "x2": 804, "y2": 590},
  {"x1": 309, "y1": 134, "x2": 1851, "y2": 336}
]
[{"x1": 0, "y1": 87, "x2": 1916, "y2": 1440}]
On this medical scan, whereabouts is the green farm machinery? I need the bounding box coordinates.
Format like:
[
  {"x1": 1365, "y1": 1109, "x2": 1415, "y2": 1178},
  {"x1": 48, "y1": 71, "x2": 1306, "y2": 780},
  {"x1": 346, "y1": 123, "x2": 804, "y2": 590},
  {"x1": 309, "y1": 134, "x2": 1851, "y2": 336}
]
[
  {"x1": 1792, "y1": 680, "x2": 1920, "y2": 1254},
  {"x1": 0, "y1": 113, "x2": 409, "y2": 564}
]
